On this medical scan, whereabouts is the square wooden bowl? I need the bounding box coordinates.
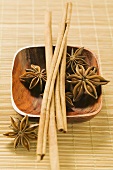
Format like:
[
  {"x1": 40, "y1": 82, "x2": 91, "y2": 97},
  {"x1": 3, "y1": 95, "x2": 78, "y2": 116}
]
[{"x1": 12, "y1": 45, "x2": 102, "y2": 123}]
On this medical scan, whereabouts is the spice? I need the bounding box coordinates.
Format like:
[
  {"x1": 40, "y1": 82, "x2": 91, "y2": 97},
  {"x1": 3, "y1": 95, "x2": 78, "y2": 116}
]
[
  {"x1": 44, "y1": 10, "x2": 60, "y2": 169},
  {"x1": 59, "y1": 43, "x2": 67, "y2": 132},
  {"x1": 37, "y1": 2, "x2": 72, "y2": 159},
  {"x1": 55, "y1": 72, "x2": 64, "y2": 131},
  {"x1": 66, "y1": 47, "x2": 88, "y2": 73},
  {"x1": 43, "y1": 1, "x2": 72, "y2": 135},
  {"x1": 20, "y1": 64, "x2": 47, "y2": 91},
  {"x1": 65, "y1": 92, "x2": 74, "y2": 108},
  {"x1": 66, "y1": 64, "x2": 109, "y2": 101},
  {"x1": 4, "y1": 115, "x2": 38, "y2": 150}
]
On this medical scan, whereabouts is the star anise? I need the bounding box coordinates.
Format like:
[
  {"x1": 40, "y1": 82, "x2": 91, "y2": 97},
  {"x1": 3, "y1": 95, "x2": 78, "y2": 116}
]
[
  {"x1": 4, "y1": 115, "x2": 38, "y2": 150},
  {"x1": 20, "y1": 64, "x2": 47, "y2": 91},
  {"x1": 66, "y1": 47, "x2": 88, "y2": 73},
  {"x1": 66, "y1": 92, "x2": 74, "y2": 108},
  {"x1": 66, "y1": 65, "x2": 109, "y2": 102}
]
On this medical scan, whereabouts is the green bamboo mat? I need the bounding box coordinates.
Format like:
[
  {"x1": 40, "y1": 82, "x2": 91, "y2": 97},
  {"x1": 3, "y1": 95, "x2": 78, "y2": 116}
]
[{"x1": 0, "y1": 0, "x2": 113, "y2": 169}]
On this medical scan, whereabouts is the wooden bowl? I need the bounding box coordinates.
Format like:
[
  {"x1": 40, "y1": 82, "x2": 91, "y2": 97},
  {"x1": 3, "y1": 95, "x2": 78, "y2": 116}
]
[{"x1": 12, "y1": 45, "x2": 102, "y2": 123}]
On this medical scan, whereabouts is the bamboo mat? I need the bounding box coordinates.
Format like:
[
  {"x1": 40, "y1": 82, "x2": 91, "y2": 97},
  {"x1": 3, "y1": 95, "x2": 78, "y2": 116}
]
[{"x1": 0, "y1": 0, "x2": 113, "y2": 169}]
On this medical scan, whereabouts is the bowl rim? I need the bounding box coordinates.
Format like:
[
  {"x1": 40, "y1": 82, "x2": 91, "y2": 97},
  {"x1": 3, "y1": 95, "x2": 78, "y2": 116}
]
[{"x1": 11, "y1": 44, "x2": 102, "y2": 118}]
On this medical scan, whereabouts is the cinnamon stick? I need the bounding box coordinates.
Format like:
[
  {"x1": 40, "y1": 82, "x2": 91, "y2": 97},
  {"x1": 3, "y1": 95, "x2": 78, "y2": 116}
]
[
  {"x1": 55, "y1": 71, "x2": 64, "y2": 131},
  {"x1": 44, "y1": 11, "x2": 60, "y2": 170},
  {"x1": 42, "y1": 2, "x2": 72, "y2": 155},
  {"x1": 60, "y1": 42, "x2": 67, "y2": 132},
  {"x1": 48, "y1": 96, "x2": 60, "y2": 170},
  {"x1": 37, "y1": 3, "x2": 68, "y2": 157},
  {"x1": 37, "y1": 2, "x2": 72, "y2": 158}
]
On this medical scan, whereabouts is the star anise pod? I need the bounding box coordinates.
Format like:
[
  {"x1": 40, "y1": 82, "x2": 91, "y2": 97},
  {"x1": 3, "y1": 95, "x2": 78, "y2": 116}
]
[
  {"x1": 66, "y1": 65, "x2": 109, "y2": 102},
  {"x1": 66, "y1": 92, "x2": 74, "y2": 108},
  {"x1": 20, "y1": 64, "x2": 47, "y2": 91},
  {"x1": 4, "y1": 115, "x2": 38, "y2": 151},
  {"x1": 66, "y1": 47, "x2": 88, "y2": 73}
]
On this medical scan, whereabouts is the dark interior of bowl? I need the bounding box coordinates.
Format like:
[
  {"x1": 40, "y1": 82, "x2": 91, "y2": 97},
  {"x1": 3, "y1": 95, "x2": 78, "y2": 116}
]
[{"x1": 12, "y1": 46, "x2": 102, "y2": 122}]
